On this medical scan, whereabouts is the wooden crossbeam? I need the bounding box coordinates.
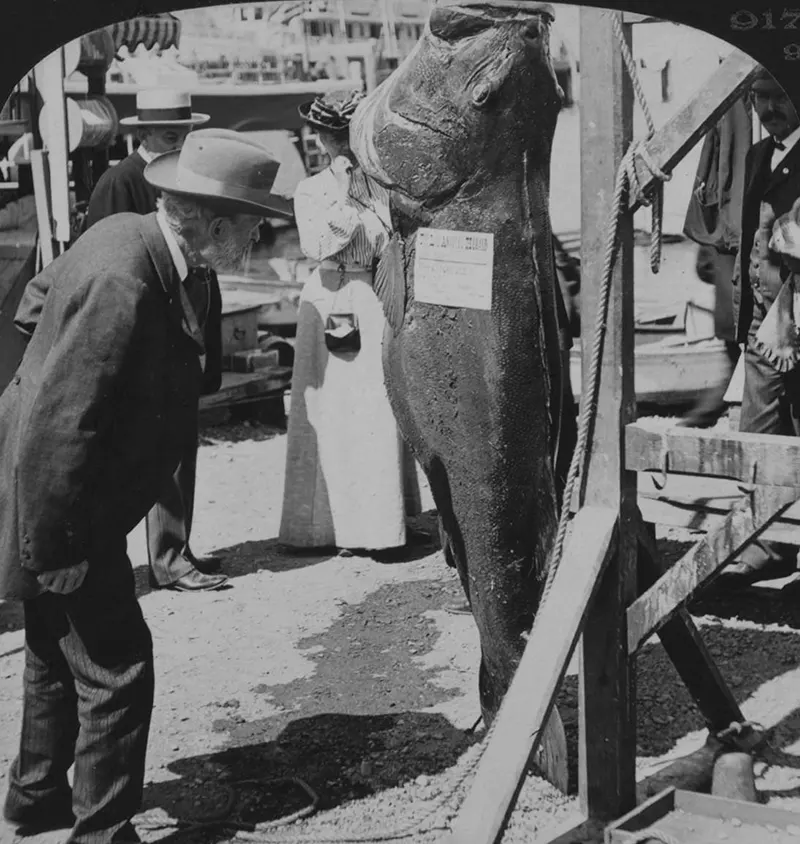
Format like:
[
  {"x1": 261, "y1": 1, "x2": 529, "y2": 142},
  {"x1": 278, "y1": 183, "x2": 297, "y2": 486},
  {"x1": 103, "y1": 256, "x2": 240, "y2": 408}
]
[
  {"x1": 443, "y1": 506, "x2": 618, "y2": 844},
  {"x1": 626, "y1": 423, "x2": 800, "y2": 489},
  {"x1": 637, "y1": 472, "x2": 800, "y2": 542},
  {"x1": 627, "y1": 486, "x2": 800, "y2": 653},
  {"x1": 627, "y1": 50, "x2": 758, "y2": 212}
]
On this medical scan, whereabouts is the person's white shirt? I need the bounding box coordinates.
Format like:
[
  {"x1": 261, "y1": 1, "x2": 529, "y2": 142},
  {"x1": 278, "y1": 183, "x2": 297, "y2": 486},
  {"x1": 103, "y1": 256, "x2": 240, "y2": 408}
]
[
  {"x1": 155, "y1": 210, "x2": 188, "y2": 281},
  {"x1": 137, "y1": 145, "x2": 154, "y2": 165}
]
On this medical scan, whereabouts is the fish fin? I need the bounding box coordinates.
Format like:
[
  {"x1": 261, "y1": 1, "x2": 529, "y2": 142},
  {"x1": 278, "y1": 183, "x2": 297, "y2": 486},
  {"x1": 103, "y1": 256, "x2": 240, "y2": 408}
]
[{"x1": 374, "y1": 231, "x2": 408, "y2": 335}]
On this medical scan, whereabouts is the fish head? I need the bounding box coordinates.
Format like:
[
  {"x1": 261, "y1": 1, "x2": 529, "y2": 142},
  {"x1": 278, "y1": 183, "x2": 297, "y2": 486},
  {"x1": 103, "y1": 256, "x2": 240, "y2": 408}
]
[{"x1": 351, "y1": 0, "x2": 563, "y2": 208}]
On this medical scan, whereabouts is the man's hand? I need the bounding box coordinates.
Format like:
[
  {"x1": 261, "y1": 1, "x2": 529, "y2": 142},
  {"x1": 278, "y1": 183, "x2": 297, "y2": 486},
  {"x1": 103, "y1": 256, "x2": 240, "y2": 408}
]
[
  {"x1": 37, "y1": 561, "x2": 89, "y2": 595},
  {"x1": 330, "y1": 155, "x2": 353, "y2": 194}
]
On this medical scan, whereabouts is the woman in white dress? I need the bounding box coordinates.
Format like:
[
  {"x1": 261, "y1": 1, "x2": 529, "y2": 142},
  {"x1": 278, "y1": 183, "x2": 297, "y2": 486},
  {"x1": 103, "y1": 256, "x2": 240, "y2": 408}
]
[{"x1": 279, "y1": 90, "x2": 420, "y2": 552}]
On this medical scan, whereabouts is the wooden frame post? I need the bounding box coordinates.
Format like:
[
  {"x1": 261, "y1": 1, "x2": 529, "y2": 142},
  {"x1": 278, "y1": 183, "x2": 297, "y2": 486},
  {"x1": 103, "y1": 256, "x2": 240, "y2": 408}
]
[{"x1": 577, "y1": 7, "x2": 638, "y2": 821}]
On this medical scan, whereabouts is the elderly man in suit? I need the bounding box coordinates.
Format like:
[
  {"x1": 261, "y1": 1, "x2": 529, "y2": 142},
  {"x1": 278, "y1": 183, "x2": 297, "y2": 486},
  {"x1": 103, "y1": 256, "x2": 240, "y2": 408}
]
[
  {"x1": 719, "y1": 67, "x2": 800, "y2": 586},
  {"x1": 0, "y1": 129, "x2": 292, "y2": 843},
  {"x1": 19, "y1": 90, "x2": 229, "y2": 593}
]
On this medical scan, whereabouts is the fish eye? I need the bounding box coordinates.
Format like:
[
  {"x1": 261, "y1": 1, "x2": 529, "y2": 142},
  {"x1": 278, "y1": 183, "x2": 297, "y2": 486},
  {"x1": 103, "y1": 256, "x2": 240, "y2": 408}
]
[{"x1": 472, "y1": 81, "x2": 492, "y2": 108}]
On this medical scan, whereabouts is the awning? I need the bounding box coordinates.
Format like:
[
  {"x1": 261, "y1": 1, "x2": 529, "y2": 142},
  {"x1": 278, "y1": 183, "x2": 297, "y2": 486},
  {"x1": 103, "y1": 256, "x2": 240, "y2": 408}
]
[{"x1": 108, "y1": 14, "x2": 182, "y2": 55}]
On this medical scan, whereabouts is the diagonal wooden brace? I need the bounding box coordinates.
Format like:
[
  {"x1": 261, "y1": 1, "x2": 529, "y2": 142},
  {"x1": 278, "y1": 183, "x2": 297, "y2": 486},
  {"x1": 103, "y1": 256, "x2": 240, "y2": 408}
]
[
  {"x1": 443, "y1": 506, "x2": 618, "y2": 844},
  {"x1": 628, "y1": 486, "x2": 800, "y2": 655},
  {"x1": 634, "y1": 517, "x2": 744, "y2": 734},
  {"x1": 626, "y1": 50, "x2": 758, "y2": 212}
]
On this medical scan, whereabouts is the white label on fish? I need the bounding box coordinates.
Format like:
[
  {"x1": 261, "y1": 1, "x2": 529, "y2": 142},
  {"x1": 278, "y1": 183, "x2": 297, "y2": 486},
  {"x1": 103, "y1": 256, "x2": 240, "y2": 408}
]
[{"x1": 413, "y1": 228, "x2": 494, "y2": 311}]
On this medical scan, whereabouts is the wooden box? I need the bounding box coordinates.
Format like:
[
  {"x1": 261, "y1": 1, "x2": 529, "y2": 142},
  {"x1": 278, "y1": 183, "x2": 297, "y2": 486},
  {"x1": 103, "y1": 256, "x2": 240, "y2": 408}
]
[
  {"x1": 606, "y1": 787, "x2": 800, "y2": 844},
  {"x1": 220, "y1": 303, "x2": 260, "y2": 357}
]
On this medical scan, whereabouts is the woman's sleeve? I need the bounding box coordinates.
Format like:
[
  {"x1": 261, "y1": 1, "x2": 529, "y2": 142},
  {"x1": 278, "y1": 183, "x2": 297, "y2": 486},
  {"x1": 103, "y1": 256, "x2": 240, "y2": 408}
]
[{"x1": 293, "y1": 178, "x2": 364, "y2": 261}]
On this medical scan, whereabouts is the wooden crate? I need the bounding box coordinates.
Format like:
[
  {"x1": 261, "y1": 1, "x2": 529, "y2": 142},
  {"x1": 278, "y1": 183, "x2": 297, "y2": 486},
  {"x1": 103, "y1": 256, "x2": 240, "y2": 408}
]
[{"x1": 606, "y1": 787, "x2": 800, "y2": 844}]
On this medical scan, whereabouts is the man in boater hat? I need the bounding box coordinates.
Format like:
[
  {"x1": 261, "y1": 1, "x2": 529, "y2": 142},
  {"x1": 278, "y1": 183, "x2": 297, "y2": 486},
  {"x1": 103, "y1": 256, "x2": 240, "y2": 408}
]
[
  {"x1": 85, "y1": 89, "x2": 210, "y2": 227},
  {"x1": 0, "y1": 129, "x2": 292, "y2": 843},
  {"x1": 20, "y1": 90, "x2": 230, "y2": 593}
]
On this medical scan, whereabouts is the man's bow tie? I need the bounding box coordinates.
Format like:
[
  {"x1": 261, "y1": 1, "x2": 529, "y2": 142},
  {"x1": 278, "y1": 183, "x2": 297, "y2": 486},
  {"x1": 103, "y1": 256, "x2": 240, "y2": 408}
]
[{"x1": 773, "y1": 137, "x2": 787, "y2": 151}]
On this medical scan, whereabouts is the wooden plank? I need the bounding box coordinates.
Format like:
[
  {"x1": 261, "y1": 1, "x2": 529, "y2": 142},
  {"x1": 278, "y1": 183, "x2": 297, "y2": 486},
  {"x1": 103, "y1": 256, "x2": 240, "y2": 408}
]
[
  {"x1": 606, "y1": 787, "x2": 678, "y2": 840},
  {"x1": 637, "y1": 472, "x2": 800, "y2": 542},
  {"x1": 628, "y1": 486, "x2": 800, "y2": 653},
  {"x1": 610, "y1": 788, "x2": 800, "y2": 842},
  {"x1": 33, "y1": 48, "x2": 71, "y2": 245},
  {"x1": 675, "y1": 788, "x2": 800, "y2": 828},
  {"x1": 657, "y1": 613, "x2": 743, "y2": 727},
  {"x1": 622, "y1": 12, "x2": 661, "y2": 24},
  {"x1": 30, "y1": 150, "x2": 53, "y2": 267},
  {"x1": 442, "y1": 507, "x2": 618, "y2": 844},
  {"x1": 577, "y1": 7, "x2": 638, "y2": 824},
  {"x1": 626, "y1": 423, "x2": 800, "y2": 489},
  {"x1": 627, "y1": 51, "x2": 758, "y2": 211},
  {"x1": 538, "y1": 817, "x2": 604, "y2": 844},
  {"x1": 635, "y1": 518, "x2": 743, "y2": 732},
  {"x1": 198, "y1": 368, "x2": 292, "y2": 410}
]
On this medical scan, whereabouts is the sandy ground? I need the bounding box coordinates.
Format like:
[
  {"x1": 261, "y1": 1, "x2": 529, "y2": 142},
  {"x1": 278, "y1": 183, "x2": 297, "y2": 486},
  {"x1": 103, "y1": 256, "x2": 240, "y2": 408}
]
[{"x1": 1, "y1": 413, "x2": 800, "y2": 844}]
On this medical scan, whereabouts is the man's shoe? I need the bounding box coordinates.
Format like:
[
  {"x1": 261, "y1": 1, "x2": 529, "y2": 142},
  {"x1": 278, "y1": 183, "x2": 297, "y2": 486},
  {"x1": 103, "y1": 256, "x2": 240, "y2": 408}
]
[
  {"x1": 4, "y1": 798, "x2": 74, "y2": 833},
  {"x1": 715, "y1": 556, "x2": 797, "y2": 588},
  {"x1": 406, "y1": 527, "x2": 432, "y2": 547},
  {"x1": 166, "y1": 569, "x2": 229, "y2": 592},
  {"x1": 184, "y1": 550, "x2": 223, "y2": 574}
]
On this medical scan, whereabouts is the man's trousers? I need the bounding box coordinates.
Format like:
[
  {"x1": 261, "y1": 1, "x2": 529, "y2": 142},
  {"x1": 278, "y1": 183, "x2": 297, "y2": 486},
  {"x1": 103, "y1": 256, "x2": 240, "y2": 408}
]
[
  {"x1": 5, "y1": 540, "x2": 154, "y2": 843},
  {"x1": 145, "y1": 415, "x2": 199, "y2": 586}
]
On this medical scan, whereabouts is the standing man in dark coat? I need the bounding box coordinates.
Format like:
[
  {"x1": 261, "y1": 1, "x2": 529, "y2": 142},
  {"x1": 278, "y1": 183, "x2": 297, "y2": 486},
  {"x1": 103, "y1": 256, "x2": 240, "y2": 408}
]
[
  {"x1": 720, "y1": 66, "x2": 800, "y2": 585},
  {"x1": 0, "y1": 129, "x2": 293, "y2": 843},
  {"x1": 19, "y1": 90, "x2": 228, "y2": 593}
]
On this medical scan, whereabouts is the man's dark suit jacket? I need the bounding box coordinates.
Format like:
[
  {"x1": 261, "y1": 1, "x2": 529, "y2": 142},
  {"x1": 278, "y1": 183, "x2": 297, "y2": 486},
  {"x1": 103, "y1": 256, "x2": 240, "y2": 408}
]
[
  {"x1": 0, "y1": 213, "x2": 213, "y2": 600},
  {"x1": 733, "y1": 137, "x2": 800, "y2": 342},
  {"x1": 85, "y1": 151, "x2": 158, "y2": 228},
  {"x1": 82, "y1": 150, "x2": 222, "y2": 391}
]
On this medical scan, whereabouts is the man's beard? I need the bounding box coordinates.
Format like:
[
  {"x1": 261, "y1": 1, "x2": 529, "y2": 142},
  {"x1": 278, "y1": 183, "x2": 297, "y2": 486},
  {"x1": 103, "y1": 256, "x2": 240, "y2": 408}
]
[{"x1": 205, "y1": 238, "x2": 254, "y2": 274}]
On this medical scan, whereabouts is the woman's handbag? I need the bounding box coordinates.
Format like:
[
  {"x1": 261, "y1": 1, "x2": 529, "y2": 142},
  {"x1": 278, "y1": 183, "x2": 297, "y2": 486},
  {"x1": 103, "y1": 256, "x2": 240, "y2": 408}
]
[{"x1": 324, "y1": 267, "x2": 361, "y2": 353}]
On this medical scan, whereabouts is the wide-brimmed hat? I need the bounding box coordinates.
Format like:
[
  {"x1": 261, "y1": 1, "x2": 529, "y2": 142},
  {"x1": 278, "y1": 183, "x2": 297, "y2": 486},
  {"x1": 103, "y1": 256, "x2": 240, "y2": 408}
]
[
  {"x1": 120, "y1": 89, "x2": 210, "y2": 128},
  {"x1": 144, "y1": 128, "x2": 294, "y2": 219},
  {"x1": 298, "y1": 88, "x2": 365, "y2": 133}
]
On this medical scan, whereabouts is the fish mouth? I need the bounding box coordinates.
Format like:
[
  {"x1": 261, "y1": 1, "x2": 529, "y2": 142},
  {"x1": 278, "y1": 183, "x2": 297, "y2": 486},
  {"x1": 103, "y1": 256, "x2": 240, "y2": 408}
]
[{"x1": 383, "y1": 107, "x2": 462, "y2": 144}]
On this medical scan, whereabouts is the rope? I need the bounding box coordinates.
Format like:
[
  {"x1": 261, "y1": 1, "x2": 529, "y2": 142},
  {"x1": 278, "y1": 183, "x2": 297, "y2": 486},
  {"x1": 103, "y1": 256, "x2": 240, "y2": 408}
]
[
  {"x1": 549, "y1": 152, "x2": 629, "y2": 586},
  {"x1": 610, "y1": 12, "x2": 671, "y2": 274}
]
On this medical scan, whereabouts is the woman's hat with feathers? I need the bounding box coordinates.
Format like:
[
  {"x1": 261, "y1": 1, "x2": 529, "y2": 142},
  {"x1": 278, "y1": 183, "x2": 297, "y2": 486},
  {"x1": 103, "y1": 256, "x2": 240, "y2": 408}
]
[{"x1": 298, "y1": 89, "x2": 366, "y2": 133}]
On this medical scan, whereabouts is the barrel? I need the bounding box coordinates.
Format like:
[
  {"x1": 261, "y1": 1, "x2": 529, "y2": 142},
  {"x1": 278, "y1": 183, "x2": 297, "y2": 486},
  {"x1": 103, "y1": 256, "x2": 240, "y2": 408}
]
[{"x1": 38, "y1": 95, "x2": 119, "y2": 152}]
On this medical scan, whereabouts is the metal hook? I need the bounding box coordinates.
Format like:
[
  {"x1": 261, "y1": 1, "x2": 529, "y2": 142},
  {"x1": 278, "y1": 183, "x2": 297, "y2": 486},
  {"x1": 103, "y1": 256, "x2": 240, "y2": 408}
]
[{"x1": 651, "y1": 447, "x2": 669, "y2": 491}]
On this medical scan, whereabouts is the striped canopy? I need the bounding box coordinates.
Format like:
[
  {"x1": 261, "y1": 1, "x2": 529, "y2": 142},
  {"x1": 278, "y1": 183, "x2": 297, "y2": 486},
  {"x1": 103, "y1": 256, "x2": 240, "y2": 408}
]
[{"x1": 108, "y1": 14, "x2": 182, "y2": 54}]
